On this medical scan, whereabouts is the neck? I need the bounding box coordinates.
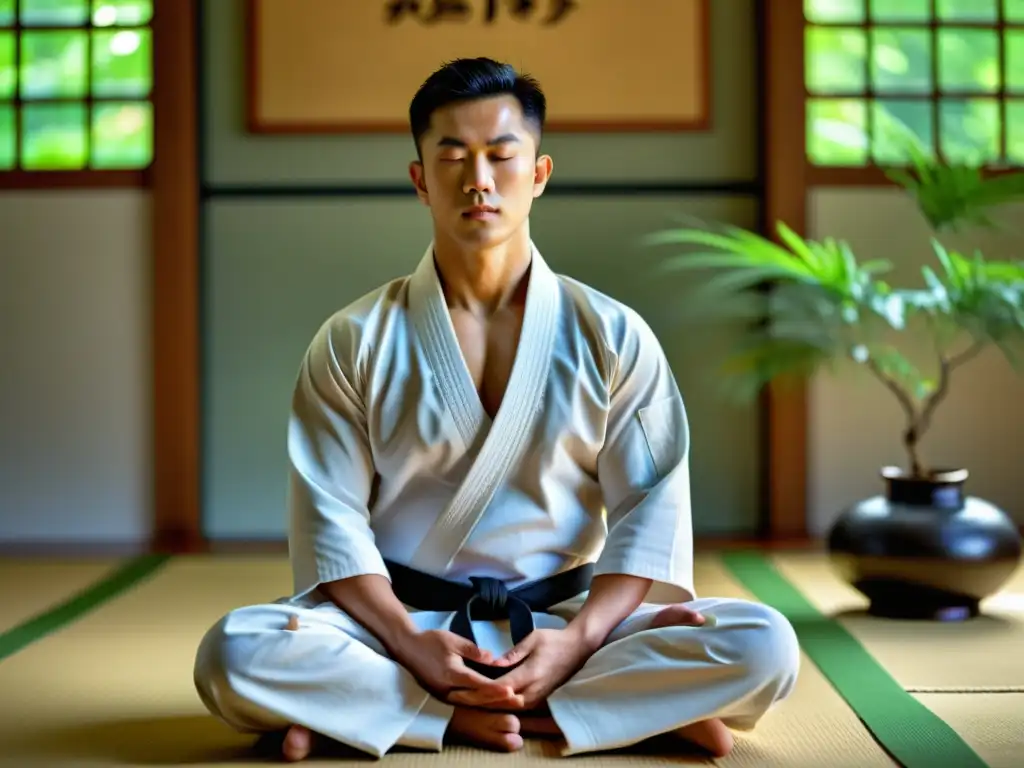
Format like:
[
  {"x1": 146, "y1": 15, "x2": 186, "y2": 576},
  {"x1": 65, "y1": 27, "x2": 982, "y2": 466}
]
[{"x1": 431, "y1": 226, "x2": 533, "y2": 314}]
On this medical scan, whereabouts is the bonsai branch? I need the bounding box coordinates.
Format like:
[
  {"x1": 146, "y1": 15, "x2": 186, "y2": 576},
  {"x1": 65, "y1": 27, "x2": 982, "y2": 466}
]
[
  {"x1": 865, "y1": 342, "x2": 984, "y2": 477},
  {"x1": 864, "y1": 357, "x2": 923, "y2": 474},
  {"x1": 914, "y1": 341, "x2": 984, "y2": 451}
]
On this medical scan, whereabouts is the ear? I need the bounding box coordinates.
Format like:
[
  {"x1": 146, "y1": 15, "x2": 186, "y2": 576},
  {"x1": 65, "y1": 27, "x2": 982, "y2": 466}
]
[
  {"x1": 409, "y1": 161, "x2": 430, "y2": 206},
  {"x1": 532, "y1": 154, "x2": 553, "y2": 199}
]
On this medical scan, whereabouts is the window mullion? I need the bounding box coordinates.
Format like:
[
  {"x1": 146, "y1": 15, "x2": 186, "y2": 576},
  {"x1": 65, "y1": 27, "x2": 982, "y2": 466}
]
[
  {"x1": 13, "y1": 0, "x2": 20, "y2": 168},
  {"x1": 930, "y1": 0, "x2": 941, "y2": 161},
  {"x1": 85, "y1": 11, "x2": 92, "y2": 169},
  {"x1": 804, "y1": 0, "x2": 1019, "y2": 172},
  {"x1": 865, "y1": 0, "x2": 875, "y2": 165},
  {"x1": 997, "y1": 0, "x2": 1008, "y2": 164},
  {"x1": 2, "y1": 2, "x2": 154, "y2": 181}
]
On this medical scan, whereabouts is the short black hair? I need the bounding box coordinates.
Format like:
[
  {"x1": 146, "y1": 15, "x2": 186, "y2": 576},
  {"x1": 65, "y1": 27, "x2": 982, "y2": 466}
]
[{"x1": 409, "y1": 58, "x2": 547, "y2": 156}]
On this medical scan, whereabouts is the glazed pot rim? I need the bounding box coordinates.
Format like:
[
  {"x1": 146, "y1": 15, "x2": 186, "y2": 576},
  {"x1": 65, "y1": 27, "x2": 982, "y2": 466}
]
[{"x1": 881, "y1": 466, "x2": 969, "y2": 484}]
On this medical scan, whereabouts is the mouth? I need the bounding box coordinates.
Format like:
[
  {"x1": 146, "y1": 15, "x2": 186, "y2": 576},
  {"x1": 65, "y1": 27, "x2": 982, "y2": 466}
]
[{"x1": 463, "y1": 205, "x2": 500, "y2": 219}]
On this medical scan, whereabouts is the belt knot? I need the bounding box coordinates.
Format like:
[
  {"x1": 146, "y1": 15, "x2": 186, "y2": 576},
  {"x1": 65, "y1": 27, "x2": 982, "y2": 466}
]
[{"x1": 469, "y1": 576, "x2": 508, "y2": 613}]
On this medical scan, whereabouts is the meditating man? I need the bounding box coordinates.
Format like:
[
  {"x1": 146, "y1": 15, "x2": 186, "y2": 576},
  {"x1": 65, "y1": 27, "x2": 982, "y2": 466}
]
[{"x1": 193, "y1": 58, "x2": 800, "y2": 763}]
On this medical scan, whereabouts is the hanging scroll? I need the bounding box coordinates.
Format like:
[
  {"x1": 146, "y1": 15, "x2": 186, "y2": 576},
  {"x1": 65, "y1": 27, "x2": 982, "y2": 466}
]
[{"x1": 247, "y1": 0, "x2": 711, "y2": 132}]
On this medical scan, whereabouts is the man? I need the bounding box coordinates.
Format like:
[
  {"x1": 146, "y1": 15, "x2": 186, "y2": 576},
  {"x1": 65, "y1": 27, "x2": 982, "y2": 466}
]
[{"x1": 193, "y1": 58, "x2": 800, "y2": 763}]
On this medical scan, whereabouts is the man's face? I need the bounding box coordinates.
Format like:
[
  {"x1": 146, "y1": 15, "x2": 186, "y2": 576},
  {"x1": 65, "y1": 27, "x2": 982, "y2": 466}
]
[{"x1": 410, "y1": 95, "x2": 552, "y2": 249}]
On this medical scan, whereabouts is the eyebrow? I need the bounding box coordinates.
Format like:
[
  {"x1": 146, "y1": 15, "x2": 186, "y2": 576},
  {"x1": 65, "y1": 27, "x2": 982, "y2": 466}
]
[{"x1": 436, "y1": 134, "x2": 520, "y2": 148}]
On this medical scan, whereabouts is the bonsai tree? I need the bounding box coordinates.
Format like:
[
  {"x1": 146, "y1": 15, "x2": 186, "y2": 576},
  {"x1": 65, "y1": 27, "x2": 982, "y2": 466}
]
[{"x1": 647, "y1": 144, "x2": 1024, "y2": 479}]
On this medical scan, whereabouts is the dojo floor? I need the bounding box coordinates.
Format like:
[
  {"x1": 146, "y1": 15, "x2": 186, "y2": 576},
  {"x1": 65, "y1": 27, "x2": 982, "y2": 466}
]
[{"x1": 1, "y1": 550, "x2": 1022, "y2": 768}]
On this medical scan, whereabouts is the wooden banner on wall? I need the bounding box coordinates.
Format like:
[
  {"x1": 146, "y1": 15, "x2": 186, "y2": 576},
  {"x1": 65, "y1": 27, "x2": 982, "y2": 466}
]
[{"x1": 246, "y1": 0, "x2": 711, "y2": 133}]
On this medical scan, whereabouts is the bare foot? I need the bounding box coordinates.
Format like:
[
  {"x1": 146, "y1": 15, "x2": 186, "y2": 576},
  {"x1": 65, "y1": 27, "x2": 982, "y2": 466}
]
[
  {"x1": 281, "y1": 724, "x2": 313, "y2": 762},
  {"x1": 676, "y1": 718, "x2": 734, "y2": 757},
  {"x1": 519, "y1": 715, "x2": 562, "y2": 739},
  {"x1": 447, "y1": 707, "x2": 524, "y2": 752}
]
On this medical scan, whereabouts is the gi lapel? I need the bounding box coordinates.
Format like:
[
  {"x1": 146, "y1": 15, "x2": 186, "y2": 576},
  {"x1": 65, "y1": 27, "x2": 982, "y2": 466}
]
[
  {"x1": 407, "y1": 242, "x2": 560, "y2": 573},
  {"x1": 407, "y1": 243, "x2": 488, "y2": 451}
]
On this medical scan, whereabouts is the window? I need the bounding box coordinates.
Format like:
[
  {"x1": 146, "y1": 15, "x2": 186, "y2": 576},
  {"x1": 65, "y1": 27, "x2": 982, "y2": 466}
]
[
  {"x1": 804, "y1": 0, "x2": 1024, "y2": 167},
  {"x1": 0, "y1": 0, "x2": 153, "y2": 175}
]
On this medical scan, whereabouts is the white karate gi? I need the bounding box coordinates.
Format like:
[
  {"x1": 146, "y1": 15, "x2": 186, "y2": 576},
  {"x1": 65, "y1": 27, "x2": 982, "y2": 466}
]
[{"x1": 193, "y1": 243, "x2": 800, "y2": 757}]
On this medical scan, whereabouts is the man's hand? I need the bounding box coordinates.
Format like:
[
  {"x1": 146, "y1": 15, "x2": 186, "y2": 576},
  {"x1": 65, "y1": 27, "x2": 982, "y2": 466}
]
[
  {"x1": 448, "y1": 572, "x2": 653, "y2": 711},
  {"x1": 446, "y1": 627, "x2": 591, "y2": 711},
  {"x1": 649, "y1": 603, "x2": 706, "y2": 629},
  {"x1": 392, "y1": 629, "x2": 526, "y2": 708},
  {"x1": 319, "y1": 576, "x2": 524, "y2": 707}
]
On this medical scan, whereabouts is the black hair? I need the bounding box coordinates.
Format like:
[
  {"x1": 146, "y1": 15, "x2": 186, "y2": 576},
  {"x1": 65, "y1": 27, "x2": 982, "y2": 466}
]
[{"x1": 408, "y1": 57, "x2": 546, "y2": 156}]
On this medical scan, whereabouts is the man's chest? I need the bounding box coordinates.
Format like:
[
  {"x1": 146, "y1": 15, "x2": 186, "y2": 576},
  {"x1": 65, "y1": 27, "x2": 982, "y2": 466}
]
[
  {"x1": 448, "y1": 306, "x2": 525, "y2": 421},
  {"x1": 365, "y1": 308, "x2": 610, "y2": 481}
]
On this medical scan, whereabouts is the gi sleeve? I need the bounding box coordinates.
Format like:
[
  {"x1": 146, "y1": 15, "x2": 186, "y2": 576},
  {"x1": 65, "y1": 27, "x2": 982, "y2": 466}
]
[
  {"x1": 286, "y1": 316, "x2": 389, "y2": 601},
  {"x1": 594, "y1": 311, "x2": 696, "y2": 604}
]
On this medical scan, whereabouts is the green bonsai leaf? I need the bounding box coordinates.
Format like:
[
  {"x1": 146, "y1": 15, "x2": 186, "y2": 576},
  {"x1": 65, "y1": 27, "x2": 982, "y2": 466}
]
[
  {"x1": 647, "y1": 228, "x2": 818, "y2": 281},
  {"x1": 930, "y1": 245, "x2": 1024, "y2": 353},
  {"x1": 646, "y1": 145, "x2": 1024, "y2": 476},
  {"x1": 973, "y1": 173, "x2": 1024, "y2": 215},
  {"x1": 646, "y1": 223, "x2": 889, "y2": 303},
  {"x1": 715, "y1": 334, "x2": 834, "y2": 403},
  {"x1": 914, "y1": 378, "x2": 938, "y2": 400},
  {"x1": 870, "y1": 347, "x2": 928, "y2": 405},
  {"x1": 886, "y1": 138, "x2": 1024, "y2": 232},
  {"x1": 776, "y1": 221, "x2": 823, "y2": 272},
  {"x1": 920, "y1": 266, "x2": 952, "y2": 312}
]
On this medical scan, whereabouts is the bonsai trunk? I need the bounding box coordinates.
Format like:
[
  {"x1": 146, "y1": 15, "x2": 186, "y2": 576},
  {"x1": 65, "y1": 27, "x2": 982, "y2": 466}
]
[
  {"x1": 902, "y1": 425, "x2": 924, "y2": 478},
  {"x1": 867, "y1": 343, "x2": 983, "y2": 479}
]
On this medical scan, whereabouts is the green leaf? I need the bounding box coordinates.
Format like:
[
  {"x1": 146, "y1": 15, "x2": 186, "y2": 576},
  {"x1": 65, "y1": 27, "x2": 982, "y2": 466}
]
[
  {"x1": 655, "y1": 252, "x2": 794, "y2": 276},
  {"x1": 974, "y1": 173, "x2": 1024, "y2": 210},
  {"x1": 871, "y1": 347, "x2": 926, "y2": 404},
  {"x1": 645, "y1": 205, "x2": 1024, "y2": 416},
  {"x1": 868, "y1": 291, "x2": 910, "y2": 329},
  {"x1": 914, "y1": 379, "x2": 937, "y2": 400},
  {"x1": 776, "y1": 221, "x2": 823, "y2": 272},
  {"x1": 712, "y1": 334, "x2": 833, "y2": 403},
  {"x1": 884, "y1": 140, "x2": 1024, "y2": 232},
  {"x1": 885, "y1": 167, "x2": 918, "y2": 191},
  {"x1": 860, "y1": 259, "x2": 894, "y2": 276},
  {"x1": 646, "y1": 225, "x2": 818, "y2": 278}
]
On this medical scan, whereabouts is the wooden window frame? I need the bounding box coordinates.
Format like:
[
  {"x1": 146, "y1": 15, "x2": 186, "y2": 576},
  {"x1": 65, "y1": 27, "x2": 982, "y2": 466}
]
[
  {"x1": 761, "y1": 1, "x2": 1023, "y2": 540},
  {"x1": 0, "y1": 0, "x2": 156, "y2": 189},
  {"x1": 761, "y1": 1, "x2": 811, "y2": 539},
  {"x1": 804, "y1": 0, "x2": 1023, "y2": 186},
  {"x1": 0, "y1": 0, "x2": 200, "y2": 553},
  {"x1": 149, "y1": 0, "x2": 200, "y2": 551}
]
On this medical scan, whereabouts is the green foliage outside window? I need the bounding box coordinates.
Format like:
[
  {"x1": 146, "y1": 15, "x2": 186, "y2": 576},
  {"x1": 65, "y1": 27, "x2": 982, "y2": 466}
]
[
  {"x1": 805, "y1": 0, "x2": 1024, "y2": 166},
  {"x1": 0, "y1": 0, "x2": 153, "y2": 171}
]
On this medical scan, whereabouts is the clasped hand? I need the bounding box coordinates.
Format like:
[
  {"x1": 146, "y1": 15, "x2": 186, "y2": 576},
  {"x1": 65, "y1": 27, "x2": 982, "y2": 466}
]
[
  {"x1": 400, "y1": 604, "x2": 705, "y2": 712},
  {"x1": 450, "y1": 604, "x2": 707, "y2": 709},
  {"x1": 395, "y1": 627, "x2": 589, "y2": 712},
  {"x1": 446, "y1": 627, "x2": 589, "y2": 710}
]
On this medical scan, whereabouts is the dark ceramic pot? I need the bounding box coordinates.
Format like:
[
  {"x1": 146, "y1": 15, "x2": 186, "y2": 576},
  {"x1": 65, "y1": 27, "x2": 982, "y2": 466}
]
[{"x1": 827, "y1": 467, "x2": 1022, "y2": 621}]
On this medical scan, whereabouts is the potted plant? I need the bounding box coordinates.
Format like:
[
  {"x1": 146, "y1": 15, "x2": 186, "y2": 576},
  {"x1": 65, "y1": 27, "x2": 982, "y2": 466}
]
[{"x1": 647, "y1": 144, "x2": 1024, "y2": 621}]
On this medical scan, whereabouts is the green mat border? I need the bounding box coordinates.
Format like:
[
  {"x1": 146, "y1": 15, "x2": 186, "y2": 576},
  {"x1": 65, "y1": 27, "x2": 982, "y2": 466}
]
[
  {"x1": 0, "y1": 554, "x2": 172, "y2": 662},
  {"x1": 721, "y1": 550, "x2": 989, "y2": 768}
]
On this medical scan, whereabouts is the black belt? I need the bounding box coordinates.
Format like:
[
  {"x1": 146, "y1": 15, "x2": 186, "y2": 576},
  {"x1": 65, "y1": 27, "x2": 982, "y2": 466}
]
[{"x1": 384, "y1": 559, "x2": 593, "y2": 678}]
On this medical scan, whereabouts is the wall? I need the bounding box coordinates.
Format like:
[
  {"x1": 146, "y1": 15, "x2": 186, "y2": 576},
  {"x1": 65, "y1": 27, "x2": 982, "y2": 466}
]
[
  {"x1": 807, "y1": 190, "x2": 1024, "y2": 535},
  {"x1": 200, "y1": 0, "x2": 765, "y2": 539},
  {"x1": 0, "y1": 191, "x2": 152, "y2": 544}
]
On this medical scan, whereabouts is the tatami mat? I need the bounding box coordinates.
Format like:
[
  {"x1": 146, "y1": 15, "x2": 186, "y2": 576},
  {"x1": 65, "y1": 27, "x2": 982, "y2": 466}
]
[
  {"x1": 0, "y1": 558, "x2": 123, "y2": 634},
  {"x1": 911, "y1": 693, "x2": 1024, "y2": 768},
  {"x1": 0, "y1": 554, "x2": 898, "y2": 767},
  {"x1": 770, "y1": 551, "x2": 1024, "y2": 692}
]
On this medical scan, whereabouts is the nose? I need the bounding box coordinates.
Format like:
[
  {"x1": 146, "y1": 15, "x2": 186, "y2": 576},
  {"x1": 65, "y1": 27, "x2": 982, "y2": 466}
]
[{"x1": 462, "y1": 154, "x2": 495, "y2": 196}]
